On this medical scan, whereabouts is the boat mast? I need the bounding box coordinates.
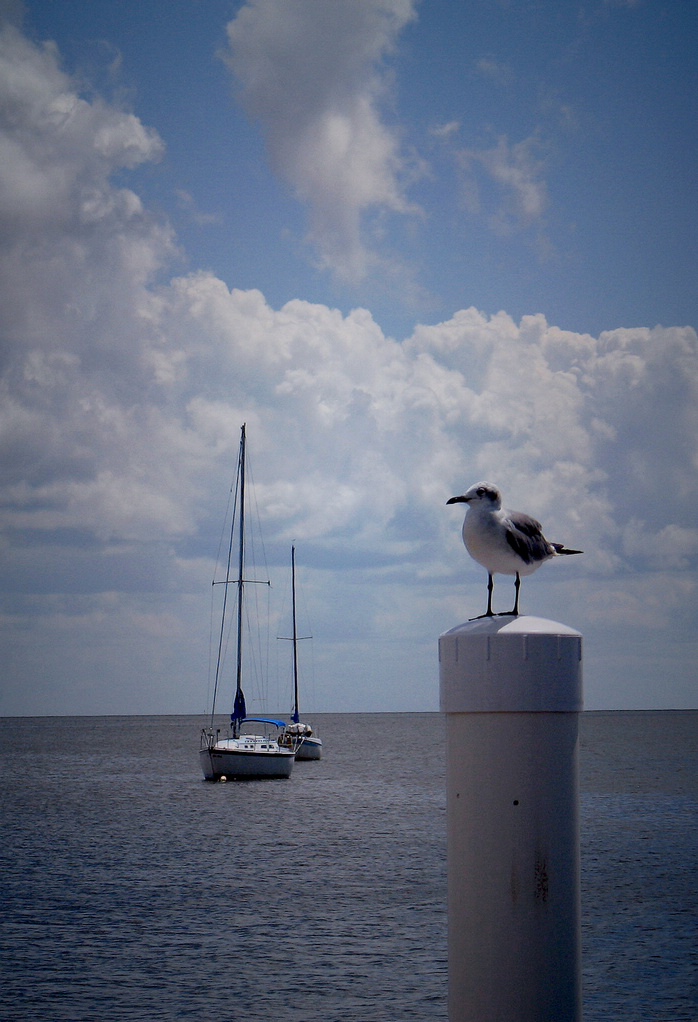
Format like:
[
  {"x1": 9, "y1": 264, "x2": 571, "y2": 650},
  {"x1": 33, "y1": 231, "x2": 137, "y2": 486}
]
[
  {"x1": 232, "y1": 423, "x2": 247, "y2": 735},
  {"x1": 210, "y1": 423, "x2": 271, "y2": 734},
  {"x1": 209, "y1": 427, "x2": 244, "y2": 729},
  {"x1": 291, "y1": 545, "x2": 299, "y2": 723}
]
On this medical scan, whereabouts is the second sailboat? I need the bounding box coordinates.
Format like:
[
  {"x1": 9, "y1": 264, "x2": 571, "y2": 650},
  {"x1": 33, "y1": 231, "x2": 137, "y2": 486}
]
[{"x1": 279, "y1": 545, "x2": 322, "y2": 761}]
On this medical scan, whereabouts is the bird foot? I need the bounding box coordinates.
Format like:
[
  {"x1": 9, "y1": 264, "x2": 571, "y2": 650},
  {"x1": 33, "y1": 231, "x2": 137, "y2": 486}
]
[
  {"x1": 496, "y1": 611, "x2": 519, "y2": 616},
  {"x1": 469, "y1": 611, "x2": 495, "y2": 621}
]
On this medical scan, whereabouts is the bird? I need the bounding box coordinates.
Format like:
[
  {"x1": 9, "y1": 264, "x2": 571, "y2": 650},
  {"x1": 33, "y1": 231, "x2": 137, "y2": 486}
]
[{"x1": 447, "y1": 481, "x2": 582, "y2": 618}]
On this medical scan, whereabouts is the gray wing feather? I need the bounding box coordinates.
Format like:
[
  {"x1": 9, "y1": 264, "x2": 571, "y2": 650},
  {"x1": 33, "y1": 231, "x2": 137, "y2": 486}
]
[{"x1": 504, "y1": 511, "x2": 551, "y2": 564}]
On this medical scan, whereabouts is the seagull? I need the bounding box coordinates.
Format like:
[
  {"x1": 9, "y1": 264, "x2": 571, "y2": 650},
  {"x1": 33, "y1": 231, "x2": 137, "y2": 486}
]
[{"x1": 447, "y1": 481, "x2": 582, "y2": 618}]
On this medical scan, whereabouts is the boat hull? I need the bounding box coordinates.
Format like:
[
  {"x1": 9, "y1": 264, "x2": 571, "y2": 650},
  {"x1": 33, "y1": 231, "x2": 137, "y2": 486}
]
[
  {"x1": 295, "y1": 736, "x2": 322, "y2": 761},
  {"x1": 200, "y1": 741, "x2": 294, "y2": 781}
]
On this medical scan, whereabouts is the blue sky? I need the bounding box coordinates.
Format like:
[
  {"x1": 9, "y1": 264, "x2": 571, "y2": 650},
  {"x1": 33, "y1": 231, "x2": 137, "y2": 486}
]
[
  {"x1": 22, "y1": 0, "x2": 698, "y2": 340},
  {"x1": 2, "y1": 0, "x2": 697, "y2": 715}
]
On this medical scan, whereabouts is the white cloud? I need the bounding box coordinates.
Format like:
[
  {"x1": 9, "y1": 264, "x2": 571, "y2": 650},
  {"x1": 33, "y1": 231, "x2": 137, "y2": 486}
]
[
  {"x1": 430, "y1": 120, "x2": 460, "y2": 139},
  {"x1": 174, "y1": 189, "x2": 221, "y2": 226},
  {"x1": 222, "y1": 0, "x2": 421, "y2": 282},
  {"x1": 458, "y1": 133, "x2": 548, "y2": 232},
  {"x1": 0, "y1": 24, "x2": 163, "y2": 238},
  {"x1": 622, "y1": 519, "x2": 698, "y2": 570},
  {"x1": 473, "y1": 56, "x2": 513, "y2": 87}
]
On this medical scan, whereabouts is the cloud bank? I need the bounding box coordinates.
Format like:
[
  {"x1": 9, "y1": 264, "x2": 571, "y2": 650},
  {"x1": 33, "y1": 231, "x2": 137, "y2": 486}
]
[{"x1": 1, "y1": 17, "x2": 697, "y2": 714}]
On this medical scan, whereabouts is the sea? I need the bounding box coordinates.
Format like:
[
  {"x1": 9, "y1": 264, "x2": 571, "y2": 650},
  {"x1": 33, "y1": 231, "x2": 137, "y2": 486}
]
[{"x1": 1, "y1": 711, "x2": 696, "y2": 1022}]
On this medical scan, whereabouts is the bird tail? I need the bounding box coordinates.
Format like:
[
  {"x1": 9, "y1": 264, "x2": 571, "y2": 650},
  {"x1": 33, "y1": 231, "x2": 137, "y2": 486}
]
[{"x1": 552, "y1": 544, "x2": 583, "y2": 555}]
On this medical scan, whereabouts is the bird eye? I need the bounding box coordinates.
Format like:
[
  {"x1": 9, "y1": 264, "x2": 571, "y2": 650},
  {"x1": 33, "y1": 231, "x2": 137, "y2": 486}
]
[{"x1": 477, "y1": 487, "x2": 485, "y2": 496}]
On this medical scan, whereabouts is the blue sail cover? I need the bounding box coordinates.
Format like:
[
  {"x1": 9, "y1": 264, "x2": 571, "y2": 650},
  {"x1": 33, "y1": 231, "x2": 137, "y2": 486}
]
[
  {"x1": 243, "y1": 717, "x2": 287, "y2": 728},
  {"x1": 231, "y1": 689, "x2": 246, "y2": 727}
]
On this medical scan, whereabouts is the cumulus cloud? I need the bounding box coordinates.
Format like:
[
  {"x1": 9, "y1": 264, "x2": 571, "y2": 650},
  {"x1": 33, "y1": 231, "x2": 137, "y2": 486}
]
[
  {"x1": 1, "y1": 19, "x2": 697, "y2": 713},
  {"x1": 221, "y1": 0, "x2": 420, "y2": 282},
  {"x1": 0, "y1": 24, "x2": 163, "y2": 240},
  {"x1": 622, "y1": 519, "x2": 698, "y2": 570}
]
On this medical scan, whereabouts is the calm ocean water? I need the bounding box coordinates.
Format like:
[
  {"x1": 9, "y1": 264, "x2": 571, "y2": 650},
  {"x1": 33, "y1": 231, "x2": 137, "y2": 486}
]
[{"x1": 1, "y1": 711, "x2": 696, "y2": 1021}]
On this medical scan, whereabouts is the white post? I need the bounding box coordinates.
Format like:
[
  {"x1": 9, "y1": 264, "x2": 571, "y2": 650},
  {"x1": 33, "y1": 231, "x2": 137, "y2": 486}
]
[{"x1": 439, "y1": 615, "x2": 583, "y2": 1022}]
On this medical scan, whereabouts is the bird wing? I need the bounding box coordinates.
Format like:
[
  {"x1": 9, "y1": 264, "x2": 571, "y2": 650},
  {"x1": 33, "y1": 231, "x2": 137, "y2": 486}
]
[{"x1": 503, "y1": 511, "x2": 549, "y2": 564}]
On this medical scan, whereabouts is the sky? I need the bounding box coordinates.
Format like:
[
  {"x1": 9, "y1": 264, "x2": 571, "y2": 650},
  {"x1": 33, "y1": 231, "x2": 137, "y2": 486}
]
[{"x1": 1, "y1": 0, "x2": 697, "y2": 717}]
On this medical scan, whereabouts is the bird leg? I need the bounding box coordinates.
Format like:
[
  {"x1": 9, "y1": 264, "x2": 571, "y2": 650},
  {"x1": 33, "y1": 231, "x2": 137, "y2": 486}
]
[
  {"x1": 497, "y1": 571, "x2": 521, "y2": 616},
  {"x1": 499, "y1": 571, "x2": 520, "y2": 616},
  {"x1": 470, "y1": 572, "x2": 495, "y2": 620}
]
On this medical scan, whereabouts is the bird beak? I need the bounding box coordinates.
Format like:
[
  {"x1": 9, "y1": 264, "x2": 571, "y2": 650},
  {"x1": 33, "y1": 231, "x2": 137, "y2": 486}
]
[{"x1": 446, "y1": 495, "x2": 469, "y2": 505}]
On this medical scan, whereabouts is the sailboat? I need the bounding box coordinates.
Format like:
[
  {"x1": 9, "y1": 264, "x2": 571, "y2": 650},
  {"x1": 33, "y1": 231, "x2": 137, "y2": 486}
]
[
  {"x1": 279, "y1": 545, "x2": 323, "y2": 761},
  {"x1": 199, "y1": 424, "x2": 296, "y2": 781}
]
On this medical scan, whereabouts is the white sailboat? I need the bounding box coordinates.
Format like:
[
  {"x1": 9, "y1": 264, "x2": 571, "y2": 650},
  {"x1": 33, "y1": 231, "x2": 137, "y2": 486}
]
[
  {"x1": 199, "y1": 424, "x2": 296, "y2": 781},
  {"x1": 279, "y1": 545, "x2": 323, "y2": 761}
]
